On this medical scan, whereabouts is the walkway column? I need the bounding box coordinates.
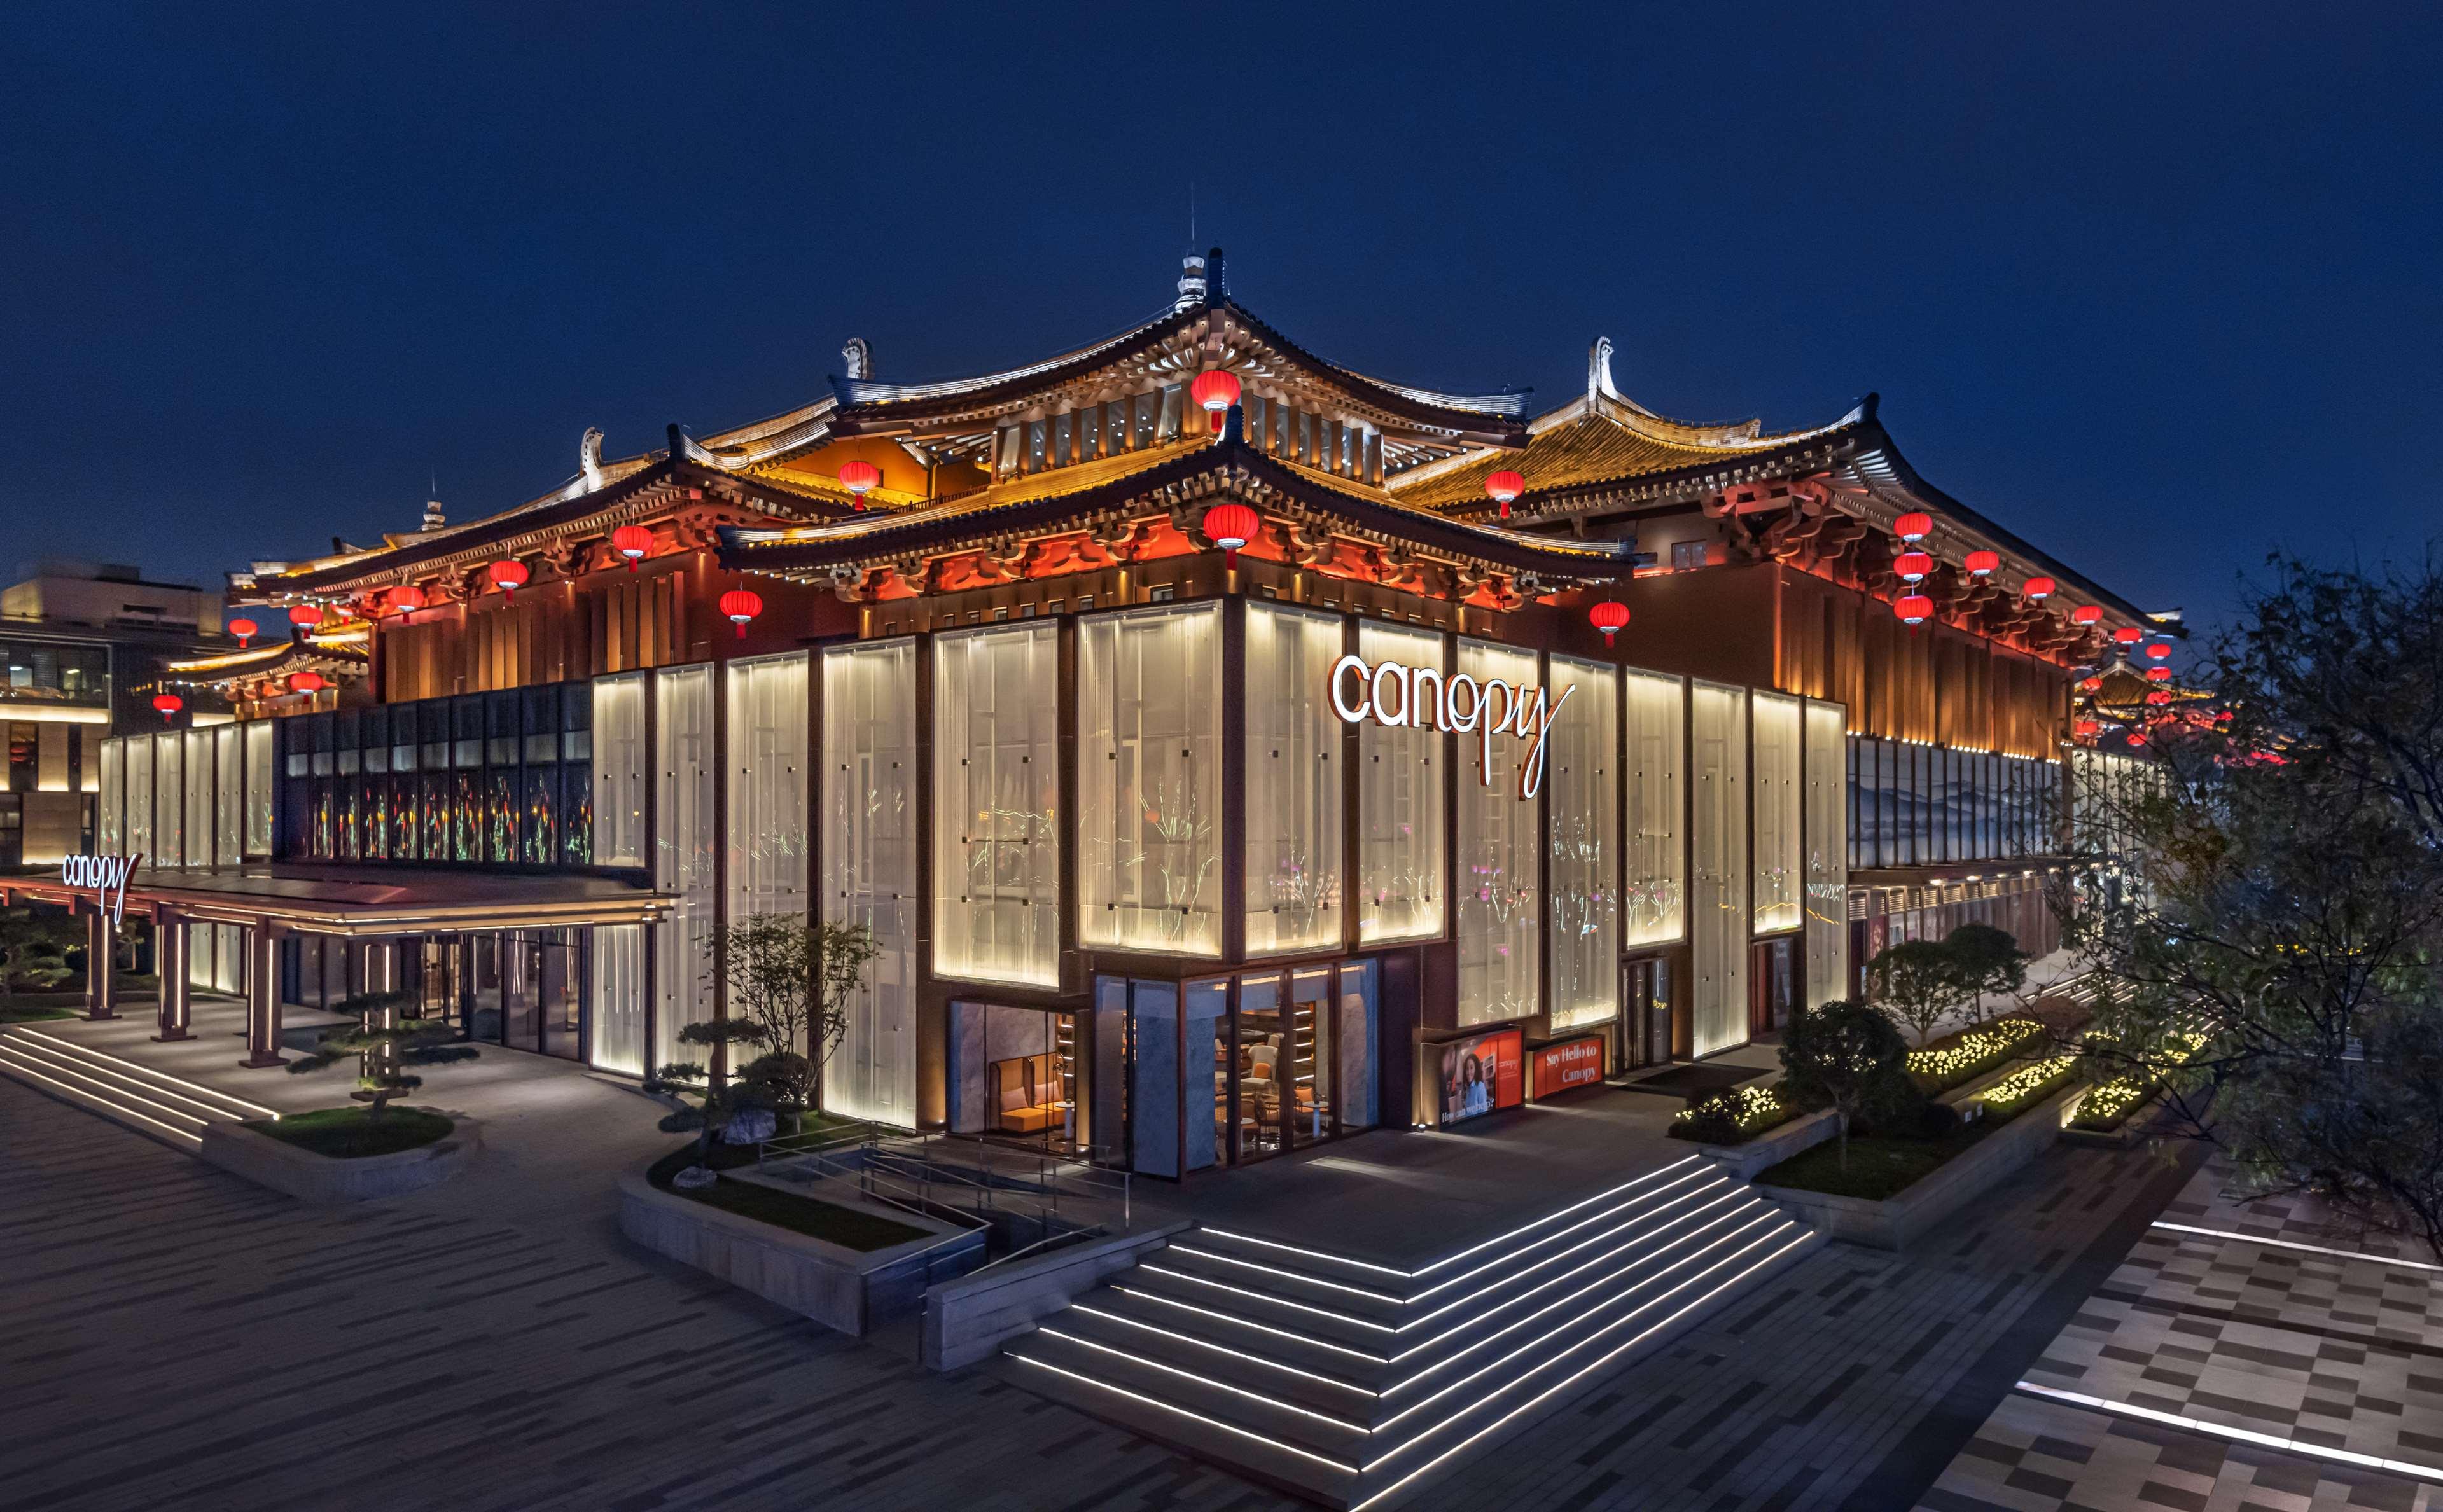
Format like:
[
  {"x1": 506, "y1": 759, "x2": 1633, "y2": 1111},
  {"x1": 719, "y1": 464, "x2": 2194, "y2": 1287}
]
[
  {"x1": 153, "y1": 908, "x2": 191, "y2": 1042},
  {"x1": 84, "y1": 906, "x2": 118, "y2": 1020},
  {"x1": 241, "y1": 920, "x2": 286, "y2": 1068}
]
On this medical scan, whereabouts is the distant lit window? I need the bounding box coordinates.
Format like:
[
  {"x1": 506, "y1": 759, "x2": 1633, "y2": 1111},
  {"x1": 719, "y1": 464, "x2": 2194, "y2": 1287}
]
[{"x1": 1671, "y1": 541, "x2": 1708, "y2": 571}]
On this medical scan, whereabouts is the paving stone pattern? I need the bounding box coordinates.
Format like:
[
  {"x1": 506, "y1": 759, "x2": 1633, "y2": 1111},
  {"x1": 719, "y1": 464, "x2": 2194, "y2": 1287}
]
[
  {"x1": 0, "y1": 1072, "x2": 2193, "y2": 1512},
  {"x1": 1918, "y1": 1159, "x2": 2443, "y2": 1512}
]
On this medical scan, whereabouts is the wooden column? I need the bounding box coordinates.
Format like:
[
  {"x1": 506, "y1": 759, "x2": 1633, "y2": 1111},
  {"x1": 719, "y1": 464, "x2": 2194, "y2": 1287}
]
[
  {"x1": 153, "y1": 907, "x2": 191, "y2": 1041},
  {"x1": 241, "y1": 922, "x2": 287, "y2": 1067},
  {"x1": 84, "y1": 907, "x2": 117, "y2": 1020}
]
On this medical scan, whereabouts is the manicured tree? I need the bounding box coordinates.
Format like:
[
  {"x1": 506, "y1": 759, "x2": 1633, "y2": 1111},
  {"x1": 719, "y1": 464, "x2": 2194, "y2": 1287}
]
[
  {"x1": 700, "y1": 913, "x2": 879, "y2": 1119},
  {"x1": 287, "y1": 988, "x2": 478, "y2": 1123},
  {"x1": 1865, "y1": 939, "x2": 1972, "y2": 1045},
  {"x1": 648, "y1": 1018, "x2": 782, "y2": 1187},
  {"x1": 0, "y1": 906, "x2": 79, "y2": 997},
  {"x1": 1945, "y1": 924, "x2": 2031, "y2": 1025},
  {"x1": 1778, "y1": 998, "x2": 1914, "y2": 1172}
]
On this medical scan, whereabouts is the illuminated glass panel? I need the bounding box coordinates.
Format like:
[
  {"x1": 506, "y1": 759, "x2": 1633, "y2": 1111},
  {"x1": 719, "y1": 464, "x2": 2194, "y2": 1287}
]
[
  {"x1": 1455, "y1": 639, "x2": 1540, "y2": 1026},
  {"x1": 1547, "y1": 655, "x2": 1618, "y2": 1030},
  {"x1": 1357, "y1": 623, "x2": 1445, "y2": 943},
  {"x1": 1077, "y1": 604, "x2": 1222, "y2": 955},
  {"x1": 933, "y1": 624, "x2": 1060, "y2": 987},
  {"x1": 1243, "y1": 603, "x2": 1344, "y2": 956}
]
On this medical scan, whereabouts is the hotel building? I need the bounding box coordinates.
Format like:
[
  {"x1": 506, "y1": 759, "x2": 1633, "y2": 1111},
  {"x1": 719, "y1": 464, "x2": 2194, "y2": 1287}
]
[{"x1": 20, "y1": 253, "x2": 2162, "y2": 1172}]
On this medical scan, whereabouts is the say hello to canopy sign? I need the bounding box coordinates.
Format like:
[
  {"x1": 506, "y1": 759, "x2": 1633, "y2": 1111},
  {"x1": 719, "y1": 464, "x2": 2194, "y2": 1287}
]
[
  {"x1": 1329, "y1": 655, "x2": 1571, "y2": 800},
  {"x1": 62, "y1": 853, "x2": 141, "y2": 929}
]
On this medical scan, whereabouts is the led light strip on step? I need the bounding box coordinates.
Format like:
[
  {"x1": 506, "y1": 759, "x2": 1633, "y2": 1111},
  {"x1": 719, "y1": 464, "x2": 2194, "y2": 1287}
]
[
  {"x1": 1408, "y1": 1170, "x2": 1716, "y2": 1305},
  {"x1": 1347, "y1": 1229, "x2": 1820, "y2": 1511},
  {"x1": 1068, "y1": 1305, "x2": 1380, "y2": 1396},
  {"x1": 0, "y1": 1049, "x2": 205, "y2": 1145},
  {"x1": 1036, "y1": 1328, "x2": 1370, "y2": 1432},
  {"x1": 1192, "y1": 1227, "x2": 1414, "y2": 1279},
  {"x1": 3, "y1": 1037, "x2": 251, "y2": 1123},
  {"x1": 2148, "y1": 1221, "x2": 2443, "y2": 1274},
  {"x1": 1005, "y1": 1353, "x2": 1360, "y2": 1475},
  {"x1": 1379, "y1": 1214, "x2": 1783, "y2": 1426},
  {"x1": 1412, "y1": 1158, "x2": 1703, "y2": 1277},
  {"x1": 1110, "y1": 1286, "x2": 1389, "y2": 1364},
  {"x1": 14, "y1": 1029, "x2": 279, "y2": 1119},
  {"x1": 1165, "y1": 1245, "x2": 1407, "y2": 1305},
  {"x1": 1402, "y1": 1181, "x2": 1725, "y2": 1326},
  {"x1": 2012, "y1": 1382, "x2": 2443, "y2": 1485},
  {"x1": 1137, "y1": 1265, "x2": 1398, "y2": 1333},
  {"x1": 1388, "y1": 1196, "x2": 1751, "y2": 1372}
]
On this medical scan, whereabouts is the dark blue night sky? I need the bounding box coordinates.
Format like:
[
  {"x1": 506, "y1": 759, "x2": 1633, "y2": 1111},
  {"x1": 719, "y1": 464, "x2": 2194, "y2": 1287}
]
[{"x1": 6, "y1": 3, "x2": 2438, "y2": 633}]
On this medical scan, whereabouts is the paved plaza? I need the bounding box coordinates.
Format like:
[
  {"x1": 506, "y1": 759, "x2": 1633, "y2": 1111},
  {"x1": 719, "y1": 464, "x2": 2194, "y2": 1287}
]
[
  {"x1": 1917, "y1": 1156, "x2": 2443, "y2": 1512},
  {"x1": 0, "y1": 1041, "x2": 2231, "y2": 1512}
]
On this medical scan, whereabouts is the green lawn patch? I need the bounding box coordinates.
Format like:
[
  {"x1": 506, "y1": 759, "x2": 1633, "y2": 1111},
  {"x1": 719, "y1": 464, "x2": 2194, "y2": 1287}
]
[
  {"x1": 252, "y1": 1106, "x2": 455, "y2": 1159},
  {"x1": 1758, "y1": 1121, "x2": 1996, "y2": 1201},
  {"x1": 646, "y1": 1142, "x2": 929, "y2": 1252}
]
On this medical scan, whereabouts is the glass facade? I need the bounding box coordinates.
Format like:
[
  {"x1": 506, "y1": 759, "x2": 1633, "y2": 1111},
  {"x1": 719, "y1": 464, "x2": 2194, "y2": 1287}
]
[
  {"x1": 1454, "y1": 639, "x2": 1541, "y2": 1026},
  {"x1": 1242, "y1": 603, "x2": 1344, "y2": 956},
  {"x1": 725, "y1": 651, "x2": 810, "y2": 929},
  {"x1": 1547, "y1": 655, "x2": 1619, "y2": 1030},
  {"x1": 1848, "y1": 735, "x2": 2061, "y2": 868},
  {"x1": 1689, "y1": 681, "x2": 1749, "y2": 1056},
  {"x1": 821, "y1": 640, "x2": 919, "y2": 1126},
  {"x1": 1356, "y1": 622, "x2": 1444, "y2": 943},
  {"x1": 592, "y1": 674, "x2": 646, "y2": 869},
  {"x1": 1077, "y1": 604, "x2": 1223, "y2": 955},
  {"x1": 932, "y1": 623, "x2": 1060, "y2": 987},
  {"x1": 1624, "y1": 669, "x2": 1685, "y2": 948},
  {"x1": 1804, "y1": 701, "x2": 1851, "y2": 1011},
  {"x1": 653, "y1": 665, "x2": 716, "y2": 1077},
  {"x1": 1750, "y1": 692, "x2": 1803, "y2": 934}
]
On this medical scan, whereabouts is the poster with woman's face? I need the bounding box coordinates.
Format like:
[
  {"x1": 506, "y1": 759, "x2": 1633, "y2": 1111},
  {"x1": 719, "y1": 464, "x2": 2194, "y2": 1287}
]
[{"x1": 1438, "y1": 1028, "x2": 1525, "y2": 1125}]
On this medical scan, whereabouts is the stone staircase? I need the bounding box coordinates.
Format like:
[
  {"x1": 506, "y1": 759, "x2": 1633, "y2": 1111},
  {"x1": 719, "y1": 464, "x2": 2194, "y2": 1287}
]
[
  {"x1": 999, "y1": 1155, "x2": 1820, "y2": 1509},
  {"x1": 0, "y1": 1026, "x2": 275, "y2": 1148}
]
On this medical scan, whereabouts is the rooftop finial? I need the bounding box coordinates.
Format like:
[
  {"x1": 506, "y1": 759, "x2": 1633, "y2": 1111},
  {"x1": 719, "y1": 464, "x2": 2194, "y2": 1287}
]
[
  {"x1": 422, "y1": 476, "x2": 445, "y2": 532},
  {"x1": 1174, "y1": 249, "x2": 1209, "y2": 312},
  {"x1": 842, "y1": 336, "x2": 872, "y2": 380},
  {"x1": 580, "y1": 427, "x2": 604, "y2": 492},
  {"x1": 1589, "y1": 337, "x2": 1617, "y2": 405}
]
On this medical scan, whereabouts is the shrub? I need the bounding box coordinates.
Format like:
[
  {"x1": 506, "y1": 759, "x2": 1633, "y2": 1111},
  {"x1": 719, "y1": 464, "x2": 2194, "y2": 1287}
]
[
  {"x1": 1668, "y1": 1085, "x2": 1799, "y2": 1144},
  {"x1": 1966, "y1": 1055, "x2": 2077, "y2": 1123},
  {"x1": 1907, "y1": 1016, "x2": 2048, "y2": 1093}
]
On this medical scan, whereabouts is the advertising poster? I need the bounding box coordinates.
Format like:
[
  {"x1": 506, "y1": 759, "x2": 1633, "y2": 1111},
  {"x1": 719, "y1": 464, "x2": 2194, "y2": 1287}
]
[
  {"x1": 1437, "y1": 1027, "x2": 1525, "y2": 1126},
  {"x1": 1531, "y1": 1036, "x2": 1607, "y2": 1100}
]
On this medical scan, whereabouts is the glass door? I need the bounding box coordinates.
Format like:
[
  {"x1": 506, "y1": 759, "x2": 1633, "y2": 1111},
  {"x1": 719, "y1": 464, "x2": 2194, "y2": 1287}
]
[
  {"x1": 1234, "y1": 971, "x2": 1288, "y2": 1162},
  {"x1": 1287, "y1": 966, "x2": 1335, "y2": 1148}
]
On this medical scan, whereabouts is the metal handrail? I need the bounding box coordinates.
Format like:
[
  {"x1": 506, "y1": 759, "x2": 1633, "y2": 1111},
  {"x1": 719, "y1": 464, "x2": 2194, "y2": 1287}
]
[{"x1": 971, "y1": 1221, "x2": 1110, "y2": 1275}]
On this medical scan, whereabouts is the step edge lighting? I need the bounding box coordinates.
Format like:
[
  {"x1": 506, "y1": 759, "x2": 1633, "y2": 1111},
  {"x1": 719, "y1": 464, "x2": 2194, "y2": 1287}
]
[
  {"x1": 2, "y1": 1036, "x2": 251, "y2": 1122},
  {"x1": 1401, "y1": 1184, "x2": 1734, "y2": 1326},
  {"x1": 1068, "y1": 1304, "x2": 1380, "y2": 1396},
  {"x1": 0, "y1": 1044, "x2": 211, "y2": 1128},
  {"x1": 13, "y1": 1027, "x2": 281, "y2": 1119},
  {"x1": 1406, "y1": 1172, "x2": 1718, "y2": 1303},
  {"x1": 1036, "y1": 1327, "x2": 1370, "y2": 1433},
  {"x1": 1005, "y1": 1352, "x2": 1359, "y2": 1476},
  {"x1": 1111, "y1": 1286, "x2": 1389, "y2": 1364},
  {"x1": 0, "y1": 1051, "x2": 206, "y2": 1145},
  {"x1": 1138, "y1": 1264, "x2": 1398, "y2": 1333}
]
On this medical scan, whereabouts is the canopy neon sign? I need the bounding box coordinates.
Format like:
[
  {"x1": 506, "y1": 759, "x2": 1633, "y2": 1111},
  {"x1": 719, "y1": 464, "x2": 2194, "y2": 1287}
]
[
  {"x1": 62, "y1": 852, "x2": 141, "y2": 929},
  {"x1": 1329, "y1": 655, "x2": 1571, "y2": 800}
]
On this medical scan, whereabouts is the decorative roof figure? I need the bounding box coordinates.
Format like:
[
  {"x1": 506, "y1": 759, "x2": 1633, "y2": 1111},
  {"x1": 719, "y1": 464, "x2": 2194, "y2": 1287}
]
[
  {"x1": 1173, "y1": 250, "x2": 1208, "y2": 312},
  {"x1": 842, "y1": 336, "x2": 873, "y2": 380},
  {"x1": 579, "y1": 427, "x2": 604, "y2": 493}
]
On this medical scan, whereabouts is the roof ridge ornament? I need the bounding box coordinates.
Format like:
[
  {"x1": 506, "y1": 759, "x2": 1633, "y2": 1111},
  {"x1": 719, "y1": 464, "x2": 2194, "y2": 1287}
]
[
  {"x1": 842, "y1": 336, "x2": 872, "y2": 380},
  {"x1": 1589, "y1": 337, "x2": 1617, "y2": 406},
  {"x1": 580, "y1": 427, "x2": 604, "y2": 493},
  {"x1": 1173, "y1": 250, "x2": 1208, "y2": 313}
]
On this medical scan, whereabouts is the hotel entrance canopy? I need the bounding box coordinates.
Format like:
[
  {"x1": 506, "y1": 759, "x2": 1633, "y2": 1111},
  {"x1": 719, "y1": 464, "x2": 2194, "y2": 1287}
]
[{"x1": 8, "y1": 863, "x2": 674, "y2": 937}]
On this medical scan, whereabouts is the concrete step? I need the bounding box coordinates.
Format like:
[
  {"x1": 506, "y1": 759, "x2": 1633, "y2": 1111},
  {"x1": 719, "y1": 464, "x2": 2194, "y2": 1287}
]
[
  {"x1": 0, "y1": 1029, "x2": 272, "y2": 1149},
  {"x1": 1017, "y1": 1326, "x2": 1370, "y2": 1459},
  {"x1": 1056, "y1": 1292, "x2": 1384, "y2": 1417}
]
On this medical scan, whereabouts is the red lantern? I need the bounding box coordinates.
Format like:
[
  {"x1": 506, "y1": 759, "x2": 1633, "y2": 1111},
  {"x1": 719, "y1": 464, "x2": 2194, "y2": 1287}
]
[
  {"x1": 2145, "y1": 690, "x2": 2172, "y2": 706},
  {"x1": 289, "y1": 670, "x2": 325, "y2": 693},
  {"x1": 837, "y1": 461, "x2": 881, "y2": 511},
  {"x1": 1200, "y1": 502, "x2": 1261, "y2": 569},
  {"x1": 389, "y1": 583, "x2": 428, "y2": 614},
  {"x1": 718, "y1": 588, "x2": 762, "y2": 639},
  {"x1": 2147, "y1": 666, "x2": 2172, "y2": 683},
  {"x1": 489, "y1": 559, "x2": 529, "y2": 597},
  {"x1": 1188, "y1": 370, "x2": 1242, "y2": 431},
  {"x1": 1484, "y1": 470, "x2": 1525, "y2": 520},
  {"x1": 2113, "y1": 626, "x2": 2143, "y2": 646},
  {"x1": 1963, "y1": 550, "x2": 1999, "y2": 578},
  {"x1": 1893, "y1": 511, "x2": 1932, "y2": 543},
  {"x1": 2075, "y1": 719, "x2": 2100, "y2": 738},
  {"x1": 1894, "y1": 593, "x2": 1934, "y2": 628},
  {"x1": 288, "y1": 604, "x2": 324, "y2": 630},
  {"x1": 2071, "y1": 605, "x2": 2103, "y2": 625},
  {"x1": 611, "y1": 524, "x2": 653, "y2": 571},
  {"x1": 1893, "y1": 550, "x2": 1933, "y2": 583},
  {"x1": 151, "y1": 693, "x2": 182, "y2": 721},
  {"x1": 228, "y1": 617, "x2": 258, "y2": 647},
  {"x1": 1589, "y1": 600, "x2": 1630, "y2": 646},
  {"x1": 2022, "y1": 576, "x2": 2056, "y2": 601},
  {"x1": 2078, "y1": 676, "x2": 2103, "y2": 693},
  {"x1": 2144, "y1": 642, "x2": 2170, "y2": 660},
  {"x1": 2217, "y1": 711, "x2": 2233, "y2": 724},
  {"x1": 2126, "y1": 732, "x2": 2147, "y2": 748}
]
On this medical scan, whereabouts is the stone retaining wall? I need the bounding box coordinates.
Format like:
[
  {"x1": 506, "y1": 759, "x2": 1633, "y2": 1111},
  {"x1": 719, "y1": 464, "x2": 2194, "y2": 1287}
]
[
  {"x1": 1758, "y1": 1085, "x2": 2076, "y2": 1250},
  {"x1": 922, "y1": 1221, "x2": 1192, "y2": 1371},
  {"x1": 200, "y1": 1116, "x2": 480, "y2": 1203}
]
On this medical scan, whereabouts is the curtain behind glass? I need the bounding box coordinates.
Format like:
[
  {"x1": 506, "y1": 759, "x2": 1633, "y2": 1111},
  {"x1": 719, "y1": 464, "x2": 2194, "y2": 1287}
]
[
  {"x1": 1077, "y1": 604, "x2": 1222, "y2": 955},
  {"x1": 725, "y1": 652, "x2": 811, "y2": 930},
  {"x1": 1548, "y1": 655, "x2": 1619, "y2": 1029},
  {"x1": 592, "y1": 674, "x2": 647, "y2": 868},
  {"x1": 590, "y1": 924, "x2": 647, "y2": 1075},
  {"x1": 244, "y1": 719, "x2": 274, "y2": 857},
  {"x1": 822, "y1": 640, "x2": 920, "y2": 1126},
  {"x1": 1623, "y1": 670, "x2": 1685, "y2": 948},
  {"x1": 1690, "y1": 681, "x2": 1749, "y2": 1055},
  {"x1": 1804, "y1": 701, "x2": 1850, "y2": 1010},
  {"x1": 933, "y1": 624, "x2": 1060, "y2": 987},
  {"x1": 1455, "y1": 639, "x2": 1540, "y2": 1026},
  {"x1": 1751, "y1": 693, "x2": 1803, "y2": 933},
  {"x1": 652, "y1": 665, "x2": 716, "y2": 1076},
  {"x1": 1358, "y1": 623, "x2": 1445, "y2": 943},
  {"x1": 1244, "y1": 603, "x2": 1344, "y2": 955}
]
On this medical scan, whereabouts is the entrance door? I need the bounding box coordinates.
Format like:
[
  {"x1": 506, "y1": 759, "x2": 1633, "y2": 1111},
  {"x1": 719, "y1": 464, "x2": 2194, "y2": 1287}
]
[
  {"x1": 1750, "y1": 937, "x2": 1796, "y2": 1036},
  {"x1": 1286, "y1": 966, "x2": 1335, "y2": 1148},
  {"x1": 1620, "y1": 957, "x2": 1668, "y2": 1071}
]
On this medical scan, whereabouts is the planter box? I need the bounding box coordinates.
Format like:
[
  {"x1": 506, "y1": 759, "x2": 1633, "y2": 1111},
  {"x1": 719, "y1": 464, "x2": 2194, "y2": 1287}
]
[
  {"x1": 922, "y1": 1220, "x2": 1193, "y2": 1371},
  {"x1": 2059, "y1": 1085, "x2": 2155, "y2": 1148},
  {"x1": 201, "y1": 1117, "x2": 480, "y2": 1203},
  {"x1": 1760, "y1": 1085, "x2": 2075, "y2": 1250},
  {"x1": 618, "y1": 1173, "x2": 987, "y2": 1338},
  {"x1": 1694, "y1": 1107, "x2": 1841, "y2": 1183}
]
